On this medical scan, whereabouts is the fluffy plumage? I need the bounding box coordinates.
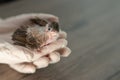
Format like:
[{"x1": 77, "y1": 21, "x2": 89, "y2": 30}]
[{"x1": 12, "y1": 17, "x2": 60, "y2": 49}]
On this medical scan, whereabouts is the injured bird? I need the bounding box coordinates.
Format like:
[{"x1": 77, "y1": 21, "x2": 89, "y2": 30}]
[{"x1": 12, "y1": 16, "x2": 60, "y2": 50}]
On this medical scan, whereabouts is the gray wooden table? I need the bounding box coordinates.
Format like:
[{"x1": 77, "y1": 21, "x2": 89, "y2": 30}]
[{"x1": 0, "y1": 0, "x2": 120, "y2": 80}]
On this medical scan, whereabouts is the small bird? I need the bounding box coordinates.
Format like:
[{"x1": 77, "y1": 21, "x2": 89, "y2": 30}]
[{"x1": 12, "y1": 17, "x2": 60, "y2": 50}]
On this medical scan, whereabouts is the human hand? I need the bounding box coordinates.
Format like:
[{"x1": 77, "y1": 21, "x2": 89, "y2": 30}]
[{"x1": 0, "y1": 13, "x2": 71, "y2": 73}]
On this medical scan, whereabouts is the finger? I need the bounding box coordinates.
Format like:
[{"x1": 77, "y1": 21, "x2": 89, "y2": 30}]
[
  {"x1": 57, "y1": 47, "x2": 71, "y2": 57},
  {"x1": 40, "y1": 39, "x2": 68, "y2": 56},
  {"x1": 9, "y1": 63, "x2": 36, "y2": 73},
  {"x1": 58, "y1": 31, "x2": 67, "y2": 39},
  {"x1": 1, "y1": 13, "x2": 58, "y2": 33},
  {"x1": 37, "y1": 13, "x2": 59, "y2": 22},
  {"x1": 5, "y1": 13, "x2": 58, "y2": 26},
  {"x1": 33, "y1": 57, "x2": 49, "y2": 69},
  {"x1": 48, "y1": 52, "x2": 60, "y2": 64},
  {"x1": 1, "y1": 14, "x2": 34, "y2": 33}
]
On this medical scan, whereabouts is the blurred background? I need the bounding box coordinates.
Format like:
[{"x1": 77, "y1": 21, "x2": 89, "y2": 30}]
[{"x1": 0, "y1": 0, "x2": 120, "y2": 80}]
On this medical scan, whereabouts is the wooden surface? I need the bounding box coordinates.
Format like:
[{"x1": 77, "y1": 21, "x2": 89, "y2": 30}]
[{"x1": 0, "y1": 0, "x2": 120, "y2": 80}]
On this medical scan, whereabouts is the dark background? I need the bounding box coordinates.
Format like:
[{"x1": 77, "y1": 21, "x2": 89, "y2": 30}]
[{"x1": 0, "y1": 0, "x2": 120, "y2": 80}]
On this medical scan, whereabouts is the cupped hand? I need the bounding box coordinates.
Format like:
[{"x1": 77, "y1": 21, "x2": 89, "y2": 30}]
[{"x1": 0, "y1": 13, "x2": 71, "y2": 73}]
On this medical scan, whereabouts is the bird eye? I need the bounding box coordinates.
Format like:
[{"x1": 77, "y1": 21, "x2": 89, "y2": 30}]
[{"x1": 48, "y1": 27, "x2": 52, "y2": 31}]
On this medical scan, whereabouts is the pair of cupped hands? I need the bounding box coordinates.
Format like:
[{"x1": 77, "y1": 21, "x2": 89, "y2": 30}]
[{"x1": 0, "y1": 13, "x2": 71, "y2": 73}]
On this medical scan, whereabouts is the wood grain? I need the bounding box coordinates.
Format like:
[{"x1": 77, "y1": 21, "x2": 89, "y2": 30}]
[{"x1": 0, "y1": 0, "x2": 120, "y2": 80}]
